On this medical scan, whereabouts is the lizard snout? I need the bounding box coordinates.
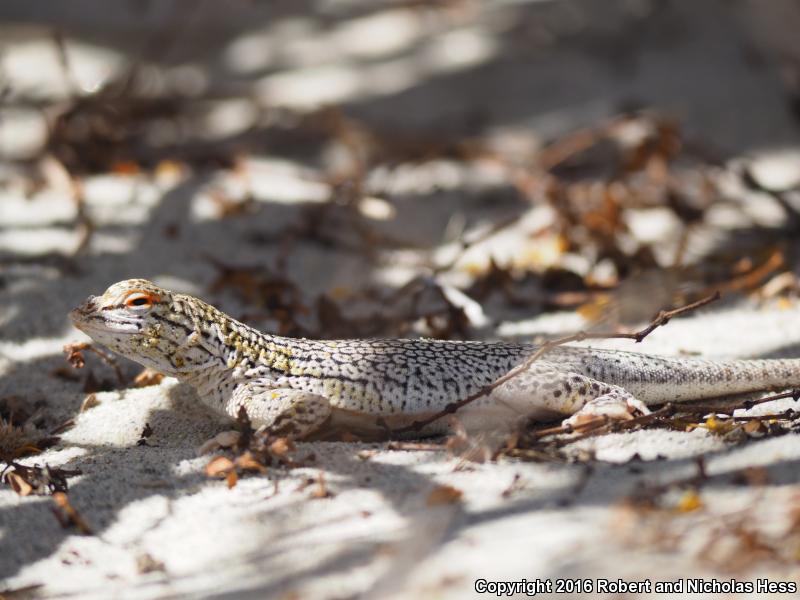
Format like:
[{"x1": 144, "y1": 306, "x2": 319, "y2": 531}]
[{"x1": 70, "y1": 295, "x2": 98, "y2": 320}]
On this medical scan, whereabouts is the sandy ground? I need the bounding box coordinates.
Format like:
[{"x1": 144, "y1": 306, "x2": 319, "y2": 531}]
[{"x1": 2, "y1": 1, "x2": 800, "y2": 598}]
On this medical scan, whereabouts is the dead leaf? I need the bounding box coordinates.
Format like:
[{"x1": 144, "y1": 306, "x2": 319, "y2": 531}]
[
  {"x1": 51, "y1": 492, "x2": 93, "y2": 534},
  {"x1": 133, "y1": 368, "x2": 164, "y2": 387},
  {"x1": 703, "y1": 415, "x2": 737, "y2": 435},
  {"x1": 743, "y1": 419, "x2": 765, "y2": 435},
  {"x1": 235, "y1": 451, "x2": 268, "y2": 474},
  {"x1": 63, "y1": 343, "x2": 87, "y2": 369},
  {"x1": 6, "y1": 472, "x2": 33, "y2": 496},
  {"x1": 426, "y1": 485, "x2": 463, "y2": 506},
  {"x1": 268, "y1": 437, "x2": 293, "y2": 457},
  {"x1": 205, "y1": 456, "x2": 235, "y2": 478},
  {"x1": 80, "y1": 394, "x2": 99, "y2": 412},
  {"x1": 155, "y1": 159, "x2": 185, "y2": 183},
  {"x1": 675, "y1": 489, "x2": 703, "y2": 513},
  {"x1": 111, "y1": 160, "x2": 140, "y2": 176}
]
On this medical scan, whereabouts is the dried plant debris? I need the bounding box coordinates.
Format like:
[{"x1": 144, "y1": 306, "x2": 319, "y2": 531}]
[
  {"x1": 0, "y1": 419, "x2": 54, "y2": 460},
  {"x1": 0, "y1": 396, "x2": 40, "y2": 430},
  {"x1": 206, "y1": 254, "x2": 473, "y2": 340},
  {"x1": 62, "y1": 342, "x2": 127, "y2": 390},
  {"x1": 203, "y1": 408, "x2": 314, "y2": 488},
  {"x1": 206, "y1": 259, "x2": 312, "y2": 337},
  {"x1": 0, "y1": 396, "x2": 62, "y2": 459},
  {"x1": 51, "y1": 492, "x2": 93, "y2": 535},
  {"x1": 46, "y1": 71, "x2": 184, "y2": 175},
  {"x1": 136, "y1": 423, "x2": 154, "y2": 447},
  {"x1": 1, "y1": 461, "x2": 80, "y2": 496},
  {"x1": 426, "y1": 484, "x2": 464, "y2": 506},
  {"x1": 315, "y1": 277, "x2": 471, "y2": 340},
  {"x1": 80, "y1": 394, "x2": 100, "y2": 412},
  {"x1": 195, "y1": 110, "x2": 796, "y2": 349},
  {"x1": 500, "y1": 389, "x2": 800, "y2": 462},
  {"x1": 132, "y1": 368, "x2": 165, "y2": 388}
]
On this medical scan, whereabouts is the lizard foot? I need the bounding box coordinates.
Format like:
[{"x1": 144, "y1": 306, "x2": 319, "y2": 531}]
[{"x1": 563, "y1": 391, "x2": 649, "y2": 429}]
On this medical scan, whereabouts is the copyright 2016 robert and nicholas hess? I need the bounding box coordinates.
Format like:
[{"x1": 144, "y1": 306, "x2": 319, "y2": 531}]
[{"x1": 474, "y1": 577, "x2": 797, "y2": 595}]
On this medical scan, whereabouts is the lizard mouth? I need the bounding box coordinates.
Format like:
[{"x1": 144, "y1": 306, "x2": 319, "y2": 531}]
[{"x1": 70, "y1": 300, "x2": 141, "y2": 335}]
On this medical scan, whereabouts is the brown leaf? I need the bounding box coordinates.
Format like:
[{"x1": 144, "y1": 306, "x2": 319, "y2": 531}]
[
  {"x1": 703, "y1": 415, "x2": 737, "y2": 435},
  {"x1": 426, "y1": 485, "x2": 463, "y2": 506},
  {"x1": 63, "y1": 343, "x2": 87, "y2": 369},
  {"x1": 268, "y1": 437, "x2": 293, "y2": 457},
  {"x1": 235, "y1": 451, "x2": 268, "y2": 474},
  {"x1": 743, "y1": 419, "x2": 765, "y2": 435},
  {"x1": 155, "y1": 159, "x2": 185, "y2": 182},
  {"x1": 133, "y1": 368, "x2": 164, "y2": 388},
  {"x1": 205, "y1": 456, "x2": 235, "y2": 478},
  {"x1": 51, "y1": 492, "x2": 93, "y2": 534},
  {"x1": 675, "y1": 489, "x2": 703, "y2": 513},
  {"x1": 6, "y1": 472, "x2": 33, "y2": 496},
  {"x1": 1, "y1": 462, "x2": 78, "y2": 495},
  {"x1": 80, "y1": 394, "x2": 99, "y2": 412},
  {"x1": 110, "y1": 160, "x2": 141, "y2": 176}
]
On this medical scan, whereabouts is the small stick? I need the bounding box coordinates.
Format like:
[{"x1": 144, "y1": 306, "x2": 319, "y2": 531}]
[
  {"x1": 647, "y1": 388, "x2": 800, "y2": 418},
  {"x1": 64, "y1": 342, "x2": 126, "y2": 387}
]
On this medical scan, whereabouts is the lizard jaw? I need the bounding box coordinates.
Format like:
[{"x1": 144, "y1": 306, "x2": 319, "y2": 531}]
[{"x1": 70, "y1": 299, "x2": 141, "y2": 336}]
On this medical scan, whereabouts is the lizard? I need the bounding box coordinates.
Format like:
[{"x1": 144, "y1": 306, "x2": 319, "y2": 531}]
[{"x1": 70, "y1": 279, "x2": 800, "y2": 439}]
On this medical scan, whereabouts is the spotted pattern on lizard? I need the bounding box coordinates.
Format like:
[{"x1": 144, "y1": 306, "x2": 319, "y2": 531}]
[{"x1": 70, "y1": 279, "x2": 800, "y2": 439}]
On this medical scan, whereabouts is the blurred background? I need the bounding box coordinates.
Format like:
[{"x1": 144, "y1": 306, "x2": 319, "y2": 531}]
[{"x1": 2, "y1": 0, "x2": 800, "y2": 345}]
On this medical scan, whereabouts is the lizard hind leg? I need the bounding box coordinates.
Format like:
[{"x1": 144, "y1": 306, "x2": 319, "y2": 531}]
[
  {"x1": 481, "y1": 362, "x2": 649, "y2": 429},
  {"x1": 227, "y1": 380, "x2": 332, "y2": 439}
]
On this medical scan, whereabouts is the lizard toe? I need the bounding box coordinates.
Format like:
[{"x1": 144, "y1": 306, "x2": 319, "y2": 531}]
[{"x1": 563, "y1": 391, "x2": 649, "y2": 429}]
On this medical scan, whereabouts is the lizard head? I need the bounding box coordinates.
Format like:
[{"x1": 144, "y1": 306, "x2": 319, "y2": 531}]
[{"x1": 70, "y1": 279, "x2": 186, "y2": 373}]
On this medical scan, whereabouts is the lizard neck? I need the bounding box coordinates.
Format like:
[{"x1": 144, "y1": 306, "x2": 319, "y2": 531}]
[{"x1": 166, "y1": 293, "x2": 290, "y2": 388}]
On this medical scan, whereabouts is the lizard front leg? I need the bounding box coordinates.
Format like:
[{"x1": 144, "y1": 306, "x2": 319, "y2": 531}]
[{"x1": 227, "y1": 380, "x2": 332, "y2": 439}]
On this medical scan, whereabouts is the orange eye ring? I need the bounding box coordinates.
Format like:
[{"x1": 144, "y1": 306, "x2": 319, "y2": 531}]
[{"x1": 124, "y1": 291, "x2": 159, "y2": 309}]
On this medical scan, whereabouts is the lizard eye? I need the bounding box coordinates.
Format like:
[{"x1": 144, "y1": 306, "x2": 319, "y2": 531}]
[{"x1": 124, "y1": 292, "x2": 158, "y2": 310}]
